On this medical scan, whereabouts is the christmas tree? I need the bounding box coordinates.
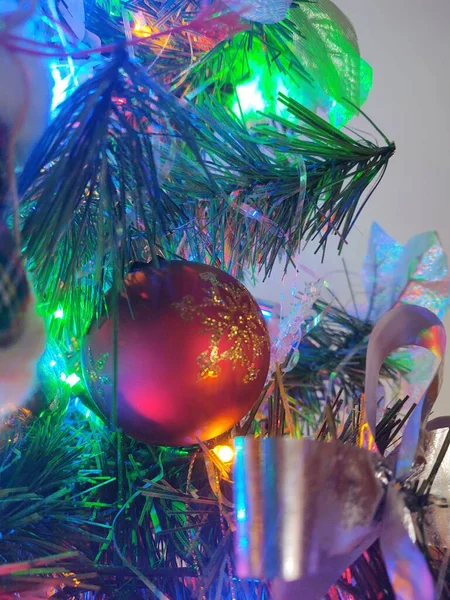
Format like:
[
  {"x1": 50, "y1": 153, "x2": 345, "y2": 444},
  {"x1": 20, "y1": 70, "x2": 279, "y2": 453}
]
[{"x1": 0, "y1": 1, "x2": 449, "y2": 599}]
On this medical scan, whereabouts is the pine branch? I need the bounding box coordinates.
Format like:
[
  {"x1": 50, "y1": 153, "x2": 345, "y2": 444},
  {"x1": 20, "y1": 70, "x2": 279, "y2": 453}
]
[
  {"x1": 283, "y1": 300, "x2": 404, "y2": 429},
  {"x1": 19, "y1": 53, "x2": 206, "y2": 338},
  {"x1": 19, "y1": 55, "x2": 393, "y2": 342},
  {"x1": 85, "y1": 0, "x2": 313, "y2": 95},
  {"x1": 164, "y1": 99, "x2": 394, "y2": 277}
]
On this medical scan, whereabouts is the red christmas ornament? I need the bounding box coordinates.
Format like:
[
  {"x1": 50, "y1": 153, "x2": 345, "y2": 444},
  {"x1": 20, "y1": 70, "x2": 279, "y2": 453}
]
[{"x1": 82, "y1": 261, "x2": 270, "y2": 445}]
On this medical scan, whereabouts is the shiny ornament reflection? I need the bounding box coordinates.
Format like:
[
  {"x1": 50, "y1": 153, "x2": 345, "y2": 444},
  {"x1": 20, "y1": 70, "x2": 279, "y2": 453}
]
[{"x1": 82, "y1": 261, "x2": 270, "y2": 446}]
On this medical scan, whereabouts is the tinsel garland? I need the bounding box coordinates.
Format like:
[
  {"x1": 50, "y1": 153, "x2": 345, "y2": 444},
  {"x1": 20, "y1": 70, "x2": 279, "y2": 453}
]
[
  {"x1": 283, "y1": 299, "x2": 407, "y2": 435},
  {"x1": 1, "y1": 3, "x2": 444, "y2": 599},
  {"x1": 83, "y1": 0, "x2": 370, "y2": 128},
  {"x1": 0, "y1": 384, "x2": 447, "y2": 598},
  {"x1": 18, "y1": 52, "x2": 393, "y2": 342},
  {"x1": 0, "y1": 405, "x2": 259, "y2": 598},
  {"x1": 0, "y1": 301, "x2": 448, "y2": 598},
  {"x1": 83, "y1": 0, "x2": 312, "y2": 88}
]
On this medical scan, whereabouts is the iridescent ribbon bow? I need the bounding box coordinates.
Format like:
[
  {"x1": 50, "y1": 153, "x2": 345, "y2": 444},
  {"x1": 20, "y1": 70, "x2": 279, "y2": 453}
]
[
  {"x1": 222, "y1": 0, "x2": 291, "y2": 24},
  {"x1": 233, "y1": 303, "x2": 447, "y2": 600}
]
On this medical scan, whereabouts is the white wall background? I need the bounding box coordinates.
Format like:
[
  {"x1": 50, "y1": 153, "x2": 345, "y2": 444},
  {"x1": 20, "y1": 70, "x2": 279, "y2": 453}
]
[{"x1": 251, "y1": 0, "x2": 450, "y2": 416}]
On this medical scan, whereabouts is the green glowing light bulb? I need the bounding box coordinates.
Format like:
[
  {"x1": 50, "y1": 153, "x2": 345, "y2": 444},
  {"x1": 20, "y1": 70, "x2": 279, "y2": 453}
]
[
  {"x1": 66, "y1": 373, "x2": 81, "y2": 388},
  {"x1": 53, "y1": 307, "x2": 64, "y2": 319}
]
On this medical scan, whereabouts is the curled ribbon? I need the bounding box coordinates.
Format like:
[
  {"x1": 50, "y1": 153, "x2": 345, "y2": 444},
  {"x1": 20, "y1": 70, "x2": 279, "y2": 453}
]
[
  {"x1": 363, "y1": 304, "x2": 445, "y2": 478},
  {"x1": 416, "y1": 417, "x2": 450, "y2": 558},
  {"x1": 234, "y1": 303, "x2": 447, "y2": 600}
]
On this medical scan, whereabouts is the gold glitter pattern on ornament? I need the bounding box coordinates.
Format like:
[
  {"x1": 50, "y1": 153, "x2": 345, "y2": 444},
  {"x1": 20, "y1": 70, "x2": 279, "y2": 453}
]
[
  {"x1": 200, "y1": 272, "x2": 219, "y2": 285},
  {"x1": 173, "y1": 295, "x2": 197, "y2": 320},
  {"x1": 173, "y1": 271, "x2": 269, "y2": 382}
]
